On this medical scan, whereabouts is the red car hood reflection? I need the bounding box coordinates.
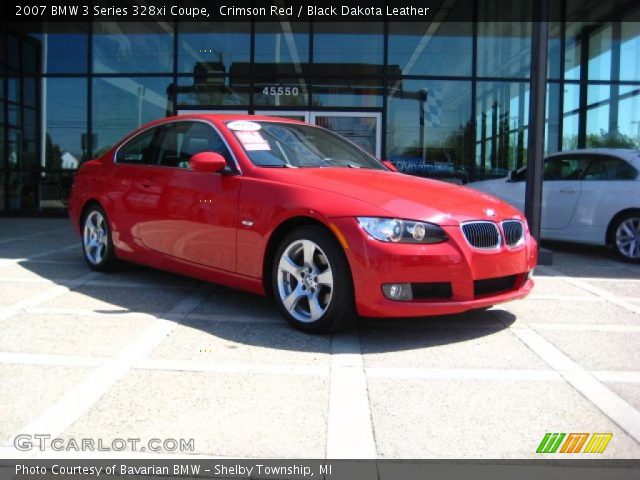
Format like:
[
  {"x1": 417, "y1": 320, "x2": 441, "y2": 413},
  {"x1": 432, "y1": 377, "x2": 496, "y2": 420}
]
[{"x1": 258, "y1": 168, "x2": 520, "y2": 225}]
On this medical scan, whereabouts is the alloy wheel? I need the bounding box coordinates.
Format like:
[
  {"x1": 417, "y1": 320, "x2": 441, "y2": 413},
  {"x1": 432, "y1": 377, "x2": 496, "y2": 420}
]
[
  {"x1": 83, "y1": 210, "x2": 109, "y2": 265},
  {"x1": 276, "y1": 239, "x2": 334, "y2": 323},
  {"x1": 615, "y1": 217, "x2": 640, "y2": 260}
]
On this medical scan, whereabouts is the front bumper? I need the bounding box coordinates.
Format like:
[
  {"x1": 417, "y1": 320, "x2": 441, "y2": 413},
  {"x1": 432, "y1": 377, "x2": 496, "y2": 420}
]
[{"x1": 331, "y1": 217, "x2": 537, "y2": 318}]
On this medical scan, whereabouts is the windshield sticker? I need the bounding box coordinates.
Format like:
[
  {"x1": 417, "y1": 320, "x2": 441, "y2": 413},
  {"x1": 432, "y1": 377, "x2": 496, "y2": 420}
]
[
  {"x1": 227, "y1": 120, "x2": 261, "y2": 131},
  {"x1": 235, "y1": 130, "x2": 271, "y2": 151}
]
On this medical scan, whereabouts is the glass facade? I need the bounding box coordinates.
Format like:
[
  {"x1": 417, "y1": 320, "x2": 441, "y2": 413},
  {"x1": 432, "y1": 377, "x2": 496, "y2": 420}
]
[{"x1": 2, "y1": 1, "x2": 640, "y2": 214}]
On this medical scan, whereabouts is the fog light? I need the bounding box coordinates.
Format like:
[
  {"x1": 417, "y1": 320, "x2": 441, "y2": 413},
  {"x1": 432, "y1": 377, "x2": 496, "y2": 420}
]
[{"x1": 382, "y1": 283, "x2": 413, "y2": 301}]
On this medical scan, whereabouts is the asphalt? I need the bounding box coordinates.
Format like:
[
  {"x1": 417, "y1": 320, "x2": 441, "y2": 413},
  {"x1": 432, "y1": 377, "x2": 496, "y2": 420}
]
[{"x1": 0, "y1": 218, "x2": 639, "y2": 459}]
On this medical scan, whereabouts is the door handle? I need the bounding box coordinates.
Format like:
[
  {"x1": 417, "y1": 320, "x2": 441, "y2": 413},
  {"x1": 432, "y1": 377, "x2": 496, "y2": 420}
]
[
  {"x1": 139, "y1": 178, "x2": 155, "y2": 188},
  {"x1": 559, "y1": 187, "x2": 577, "y2": 193}
]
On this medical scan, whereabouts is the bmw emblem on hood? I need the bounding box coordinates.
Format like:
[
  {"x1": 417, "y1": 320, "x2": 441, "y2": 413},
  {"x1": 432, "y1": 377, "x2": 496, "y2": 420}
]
[{"x1": 483, "y1": 208, "x2": 496, "y2": 217}]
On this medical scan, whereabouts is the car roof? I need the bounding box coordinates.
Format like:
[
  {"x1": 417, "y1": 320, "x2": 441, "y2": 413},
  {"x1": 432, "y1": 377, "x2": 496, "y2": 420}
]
[
  {"x1": 547, "y1": 148, "x2": 640, "y2": 163},
  {"x1": 172, "y1": 113, "x2": 306, "y2": 124}
]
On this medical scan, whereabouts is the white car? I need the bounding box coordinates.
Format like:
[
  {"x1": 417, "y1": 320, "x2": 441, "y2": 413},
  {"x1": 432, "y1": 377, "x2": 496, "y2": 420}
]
[{"x1": 469, "y1": 149, "x2": 640, "y2": 262}]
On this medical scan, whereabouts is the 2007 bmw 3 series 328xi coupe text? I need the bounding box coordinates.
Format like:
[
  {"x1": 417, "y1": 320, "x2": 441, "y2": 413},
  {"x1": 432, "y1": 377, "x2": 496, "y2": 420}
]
[{"x1": 69, "y1": 115, "x2": 537, "y2": 332}]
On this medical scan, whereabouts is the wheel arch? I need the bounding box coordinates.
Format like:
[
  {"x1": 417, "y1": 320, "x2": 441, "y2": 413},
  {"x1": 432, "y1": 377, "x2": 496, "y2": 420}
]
[
  {"x1": 79, "y1": 199, "x2": 104, "y2": 228},
  {"x1": 262, "y1": 216, "x2": 351, "y2": 298},
  {"x1": 606, "y1": 208, "x2": 640, "y2": 245}
]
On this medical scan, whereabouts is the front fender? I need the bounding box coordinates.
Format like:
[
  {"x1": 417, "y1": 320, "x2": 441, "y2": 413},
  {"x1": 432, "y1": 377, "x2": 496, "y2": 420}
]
[{"x1": 235, "y1": 177, "x2": 383, "y2": 278}]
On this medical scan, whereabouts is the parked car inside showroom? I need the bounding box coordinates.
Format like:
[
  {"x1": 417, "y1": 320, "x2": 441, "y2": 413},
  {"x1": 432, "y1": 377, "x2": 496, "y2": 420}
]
[
  {"x1": 469, "y1": 149, "x2": 640, "y2": 262},
  {"x1": 69, "y1": 115, "x2": 537, "y2": 332}
]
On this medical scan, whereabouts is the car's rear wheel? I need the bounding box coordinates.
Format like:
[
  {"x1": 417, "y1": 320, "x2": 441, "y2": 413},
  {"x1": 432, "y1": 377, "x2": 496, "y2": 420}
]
[
  {"x1": 613, "y1": 213, "x2": 640, "y2": 263},
  {"x1": 272, "y1": 226, "x2": 355, "y2": 333},
  {"x1": 82, "y1": 205, "x2": 119, "y2": 271}
]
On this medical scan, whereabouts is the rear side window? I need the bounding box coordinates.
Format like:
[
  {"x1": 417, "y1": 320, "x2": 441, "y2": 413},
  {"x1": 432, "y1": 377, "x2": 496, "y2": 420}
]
[
  {"x1": 583, "y1": 156, "x2": 638, "y2": 181},
  {"x1": 157, "y1": 122, "x2": 234, "y2": 169},
  {"x1": 115, "y1": 128, "x2": 159, "y2": 165},
  {"x1": 543, "y1": 156, "x2": 590, "y2": 181}
]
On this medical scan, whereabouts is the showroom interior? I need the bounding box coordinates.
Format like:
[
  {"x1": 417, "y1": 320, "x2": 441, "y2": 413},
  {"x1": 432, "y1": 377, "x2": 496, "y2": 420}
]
[{"x1": 1, "y1": 0, "x2": 639, "y2": 215}]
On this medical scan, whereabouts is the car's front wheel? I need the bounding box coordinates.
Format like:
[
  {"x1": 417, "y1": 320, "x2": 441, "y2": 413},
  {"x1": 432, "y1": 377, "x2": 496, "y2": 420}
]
[
  {"x1": 82, "y1": 205, "x2": 119, "y2": 271},
  {"x1": 272, "y1": 226, "x2": 355, "y2": 333},
  {"x1": 613, "y1": 212, "x2": 640, "y2": 263}
]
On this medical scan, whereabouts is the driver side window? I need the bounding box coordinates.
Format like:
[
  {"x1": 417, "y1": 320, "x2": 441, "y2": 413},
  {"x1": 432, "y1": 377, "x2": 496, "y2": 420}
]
[
  {"x1": 157, "y1": 122, "x2": 234, "y2": 169},
  {"x1": 543, "y1": 156, "x2": 590, "y2": 181}
]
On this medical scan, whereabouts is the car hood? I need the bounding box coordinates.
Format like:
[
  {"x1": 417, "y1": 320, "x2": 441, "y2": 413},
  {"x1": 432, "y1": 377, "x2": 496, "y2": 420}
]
[{"x1": 257, "y1": 168, "x2": 522, "y2": 225}]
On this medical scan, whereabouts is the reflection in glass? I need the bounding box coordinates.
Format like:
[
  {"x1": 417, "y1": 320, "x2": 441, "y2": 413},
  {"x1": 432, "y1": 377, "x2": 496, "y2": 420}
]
[
  {"x1": 387, "y1": 79, "x2": 472, "y2": 183},
  {"x1": 477, "y1": 22, "x2": 531, "y2": 78},
  {"x1": 313, "y1": 23, "x2": 383, "y2": 76},
  {"x1": 546, "y1": 83, "x2": 561, "y2": 153},
  {"x1": 93, "y1": 23, "x2": 173, "y2": 74},
  {"x1": 92, "y1": 77, "x2": 171, "y2": 156},
  {"x1": 0, "y1": 173, "x2": 4, "y2": 212},
  {"x1": 585, "y1": 84, "x2": 640, "y2": 148},
  {"x1": 588, "y1": 25, "x2": 612, "y2": 81},
  {"x1": 621, "y1": 22, "x2": 640, "y2": 81},
  {"x1": 253, "y1": 22, "x2": 310, "y2": 106},
  {"x1": 477, "y1": 0, "x2": 532, "y2": 78},
  {"x1": 547, "y1": 22, "x2": 563, "y2": 79},
  {"x1": 8, "y1": 171, "x2": 39, "y2": 211},
  {"x1": 255, "y1": 22, "x2": 310, "y2": 66},
  {"x1": 45, "y1": 78, "x2": 88, "y2": 169},
  {"x1": 40, "y1": 171, "x2": 75, "y2": 210},
  {"x1": 313, "y1": 79, "x2": 383, "y2": 108},
  {"x1": 176, "y1": 76, "x2": 250, "y2": 107},
  {"x1": 563, "y1": 113, "x2": 579, "y2": 150},
  {"x1": 8, "y1": 35, "x2": 20, "y2": 71},
  {"x1": 562, "y1": 84, "x2": 580, "y2": 148},
  {"x1": 586, "y1": 103, "x2": 610, "y2": 146},
  {"x1": 178, "y1": 22, "x2": 250, "y2": 74},
  {"x1": 23, "y1": 23, "x2": 89, "y2": 74},
  {"x1": 388, "y1": 22, "x2": 472, "y2": 76},
  {"x1": 475, "y1": 81, "x2": 530, "y2": 179},
  {"x1": 564, "y1": 22, "x2": 583, "y2": 80},
  {"x1": 618, "y1": 86, "x2": 640, "y2": 148}
]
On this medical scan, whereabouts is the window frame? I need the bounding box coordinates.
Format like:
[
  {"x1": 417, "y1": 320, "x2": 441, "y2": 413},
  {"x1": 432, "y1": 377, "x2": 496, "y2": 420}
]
[
  {"x1": 114, "y1": 126, "x2": 163, "y2": 166},
  {"x1": 113, "y1": 119, "x2": 242, "y2": 174}
]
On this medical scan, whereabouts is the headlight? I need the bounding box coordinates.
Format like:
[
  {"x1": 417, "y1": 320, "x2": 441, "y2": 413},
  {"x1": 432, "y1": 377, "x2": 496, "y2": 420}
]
[{"x1": 357, "y1": 217, "x2": 448, "y2": 244}]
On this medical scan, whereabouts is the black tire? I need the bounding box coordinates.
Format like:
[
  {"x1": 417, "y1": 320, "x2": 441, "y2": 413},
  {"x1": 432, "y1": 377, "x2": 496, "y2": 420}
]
[
  {"x1": 611, "y1": 212, "x2": 640, "y2": 263},
  {"x1": 271, "y1": 225, "x2": 356, "y2": 333},
  {"x1": 81, "y1": 204, "x2": 120, "y2": 271}
]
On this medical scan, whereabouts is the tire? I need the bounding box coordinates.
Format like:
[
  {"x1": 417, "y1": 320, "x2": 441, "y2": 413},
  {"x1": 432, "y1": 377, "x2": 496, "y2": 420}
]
[
  {"x1": 271, "y1": 225, "x2": 356, "y2": 333},
  {"x1": 81, "y1": 204, "x2": 120, "y2": 271},
  {"x1": 612, "y1": 212, "x2": 640, "y2": 263}
]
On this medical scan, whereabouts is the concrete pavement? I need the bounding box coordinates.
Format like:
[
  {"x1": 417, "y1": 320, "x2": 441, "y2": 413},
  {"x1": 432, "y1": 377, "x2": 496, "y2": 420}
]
[{"x1": 0, "y1": 218, "x2": 639, "y2": 459}]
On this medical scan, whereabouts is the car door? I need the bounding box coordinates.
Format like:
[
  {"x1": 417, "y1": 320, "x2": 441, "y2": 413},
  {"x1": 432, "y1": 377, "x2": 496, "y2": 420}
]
[
  {"x1": 570, "y1": 154, "x2": 640, "y2": 241},
  {"x1": 111, "y1": 126, "x2": 164, "y2": 246},
  {"x1": 540, "y1": 155, "x2": 589, "y2": 229},
  {"x1": 137, "y1": 120, "x2": 241, "y2": 272}
]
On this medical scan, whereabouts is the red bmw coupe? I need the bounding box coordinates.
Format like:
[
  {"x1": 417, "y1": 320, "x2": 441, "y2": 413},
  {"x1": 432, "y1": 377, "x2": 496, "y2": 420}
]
[{"x1": 69, "y1": 115, "x2": 537, "y2": 332}]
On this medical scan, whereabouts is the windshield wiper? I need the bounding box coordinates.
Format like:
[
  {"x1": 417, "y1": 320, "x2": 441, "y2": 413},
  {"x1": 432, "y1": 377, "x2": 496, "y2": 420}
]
[
  {"x1": 259, "y1": 163, "x2": 296, "y2": 168},
  {"x1": 317, "y1": 163, "x2": 362, "y2": 169}
]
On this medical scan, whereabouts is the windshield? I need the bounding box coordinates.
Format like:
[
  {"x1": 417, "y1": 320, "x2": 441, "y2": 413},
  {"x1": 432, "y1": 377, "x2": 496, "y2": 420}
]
[{"x1": 227, "y1": 121, "x2": 385, "y2": 170}]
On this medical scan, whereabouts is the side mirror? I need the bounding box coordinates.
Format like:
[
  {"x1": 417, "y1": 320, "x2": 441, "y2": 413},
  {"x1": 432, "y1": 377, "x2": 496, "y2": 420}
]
[
  {"x1": 507, "y1": 169, "x2": 517, "y2": 182},
  {"x1": 189, "y1": 152, "x2": 227, "y2": 173},
  {"x1": 381, "y1": 160, "x2": 398, "y2": 172}
]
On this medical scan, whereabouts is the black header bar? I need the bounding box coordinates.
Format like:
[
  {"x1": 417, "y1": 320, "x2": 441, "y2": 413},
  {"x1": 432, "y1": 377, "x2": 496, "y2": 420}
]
[{"x1": 3, "y1": 0, "x2": 640, "y2": 23}]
